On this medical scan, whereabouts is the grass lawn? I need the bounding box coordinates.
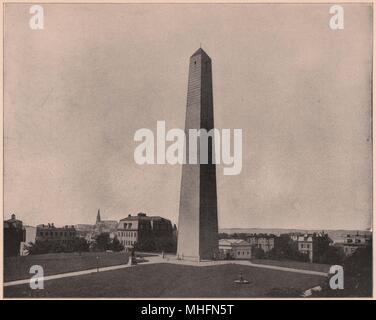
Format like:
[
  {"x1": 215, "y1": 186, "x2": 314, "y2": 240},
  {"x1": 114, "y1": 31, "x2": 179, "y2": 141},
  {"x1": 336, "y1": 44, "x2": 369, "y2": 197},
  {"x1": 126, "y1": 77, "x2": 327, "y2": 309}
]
[
  {"x1": 4, "y1": 263, "x2": 327, "y2": 298},
  {"x1": 251, "y1": 259, "x2": 331, "y2": 273},
  {"x1": 4, "y1": 251, "x2": 129, "y2": 282}
]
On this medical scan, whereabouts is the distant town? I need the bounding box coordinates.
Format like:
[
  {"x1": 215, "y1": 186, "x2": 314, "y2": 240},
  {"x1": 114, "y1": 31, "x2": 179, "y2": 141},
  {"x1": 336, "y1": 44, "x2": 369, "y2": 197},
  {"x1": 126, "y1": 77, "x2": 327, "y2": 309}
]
[{"x1": 4, "y1": 211, "x2": 372, "y2": 265}]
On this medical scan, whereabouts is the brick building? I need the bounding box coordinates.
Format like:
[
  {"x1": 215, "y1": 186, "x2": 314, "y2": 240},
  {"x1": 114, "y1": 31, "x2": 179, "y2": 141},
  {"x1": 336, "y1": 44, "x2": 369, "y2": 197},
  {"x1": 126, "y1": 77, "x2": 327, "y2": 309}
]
[
  {"x1": 246, "y1": 234, "x2": 276, "y2": 253},
  {"x1": 4, "y1": 214, "x2": 25, "y2": 257},
  {"x1": 36, "y1": 223, "x2": 77, "y2": 244},
  {"x1": 117, "y1": 213, "x2": 174, "y2": 252}
]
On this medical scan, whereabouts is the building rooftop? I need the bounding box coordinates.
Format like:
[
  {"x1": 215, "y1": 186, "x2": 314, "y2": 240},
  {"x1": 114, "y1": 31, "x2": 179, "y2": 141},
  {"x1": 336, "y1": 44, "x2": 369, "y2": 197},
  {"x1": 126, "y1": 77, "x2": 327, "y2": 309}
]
[
  {"x1": 120, "y1": 213, "x2": 167, "y2": 221},
  {"x1": 219, "y1": 239, "x2": 250, "y2": 246},
  {"x1": 37, "y1": 224, "x2": 75, "y2": 229},
  {"x1": 297, "y1": 233, "x2": 332, "y2": 243},
  {"x1": 4, "y1": 214, "x2": 22, "y2": 224}
]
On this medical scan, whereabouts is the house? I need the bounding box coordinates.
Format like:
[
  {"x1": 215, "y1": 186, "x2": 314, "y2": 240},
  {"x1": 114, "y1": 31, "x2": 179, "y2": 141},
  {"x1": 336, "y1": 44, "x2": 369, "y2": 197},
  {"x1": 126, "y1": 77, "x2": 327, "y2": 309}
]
[
  {"x1": 246, "y1": 234, "x2": 276, "y2": 253},
  {"x1": 218, "y1": 239, "x2": 252, "y2": 260},
  {"x1": 341, "y1": 233, "x2": 371, "y2": 256},
  {"x1": 296, "y1": 233, "x2": 331, "y2": 263},
  {"x1": 117, "y1": 212, "x2": 174, "y2": 252}
]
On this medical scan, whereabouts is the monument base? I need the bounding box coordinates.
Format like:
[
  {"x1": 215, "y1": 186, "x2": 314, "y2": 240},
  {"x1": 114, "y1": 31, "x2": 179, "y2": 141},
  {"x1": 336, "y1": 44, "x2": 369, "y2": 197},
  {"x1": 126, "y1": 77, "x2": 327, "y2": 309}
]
[
  {"x1": 176, "y1": 254, "x2": 201, "y2": 262},
  {"x1": 176, "y1": 250, "x2": 219, "y2": 262}
]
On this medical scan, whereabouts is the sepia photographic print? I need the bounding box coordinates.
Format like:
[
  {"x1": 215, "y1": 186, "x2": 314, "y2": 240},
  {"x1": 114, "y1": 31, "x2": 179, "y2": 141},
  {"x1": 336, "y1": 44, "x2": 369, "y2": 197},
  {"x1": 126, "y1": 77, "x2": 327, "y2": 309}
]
[{"x1": 1, "y1": 1, "x2": 374, "y2": 301}]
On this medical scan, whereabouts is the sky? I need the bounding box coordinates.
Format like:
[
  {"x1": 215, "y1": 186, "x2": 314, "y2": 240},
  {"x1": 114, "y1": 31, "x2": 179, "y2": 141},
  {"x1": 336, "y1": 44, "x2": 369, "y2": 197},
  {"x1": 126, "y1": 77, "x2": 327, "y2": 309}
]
[{"x1": 4, "y1": 3, "x2": 373, "y2": 230}]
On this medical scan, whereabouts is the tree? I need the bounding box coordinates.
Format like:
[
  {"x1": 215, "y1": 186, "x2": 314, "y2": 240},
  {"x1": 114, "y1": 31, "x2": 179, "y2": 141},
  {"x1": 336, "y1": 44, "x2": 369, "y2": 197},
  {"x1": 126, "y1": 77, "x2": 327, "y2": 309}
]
[
  {"x1": 269, "y1": 234, "x2": 310, "y2": 262},
  {"x1": 93, "y1": 232, "x2": 111, "y2": 251},
  {"x1": 134, "y1": 237, "x2": 156, "y2": 252},
  {"x1": 317, "y1": 245, "x2": 345, "y2": 265},
  {"x1": 24, "y1": 241, "x2": 48, "y2": 255},
  {"x1": 110, "y1": 236, "x2": 124, "y2": 252},
  {"x1": 252, "y1": 247, "x2": 266, "y2": 259},
  {"x1": 72, "y1": 237, "x2": 90, "y2": 253},
  {"x1": 312, "y1": 246, "x2": 372, "y2": 297},
  {"x1": 24, "y1": 237, "x2": 90, "y2": 255},
  {"x1": 343, "y1": 246, "x2": 372, "y2": 296},
  {"x1": 132, "y1": 234, "x2": 177, "y2": 253},
  {"x1": 230, "y1": 233, "x2": 249, "y2": 240}
]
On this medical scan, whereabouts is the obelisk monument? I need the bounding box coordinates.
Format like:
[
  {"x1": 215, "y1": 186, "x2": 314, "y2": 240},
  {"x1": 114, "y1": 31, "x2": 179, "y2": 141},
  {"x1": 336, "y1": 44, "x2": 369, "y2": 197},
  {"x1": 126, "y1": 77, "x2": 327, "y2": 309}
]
[{"x1": 177, "y1": 48, "x2": 219, "y2": 261}]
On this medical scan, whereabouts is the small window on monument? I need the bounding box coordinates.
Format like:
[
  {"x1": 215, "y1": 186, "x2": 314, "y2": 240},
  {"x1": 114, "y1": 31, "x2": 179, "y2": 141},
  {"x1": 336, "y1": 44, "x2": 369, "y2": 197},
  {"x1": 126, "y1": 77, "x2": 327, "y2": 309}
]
[{"x1": 194, "y1": 61, "x2": 196, "y2": 65}]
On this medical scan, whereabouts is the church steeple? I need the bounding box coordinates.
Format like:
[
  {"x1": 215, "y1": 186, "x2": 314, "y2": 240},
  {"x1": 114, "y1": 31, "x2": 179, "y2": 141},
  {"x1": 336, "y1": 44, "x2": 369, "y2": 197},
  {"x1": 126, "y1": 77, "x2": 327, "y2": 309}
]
[{"x1": 96, "y1": 209, "x2": 101, "y2": 223}]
